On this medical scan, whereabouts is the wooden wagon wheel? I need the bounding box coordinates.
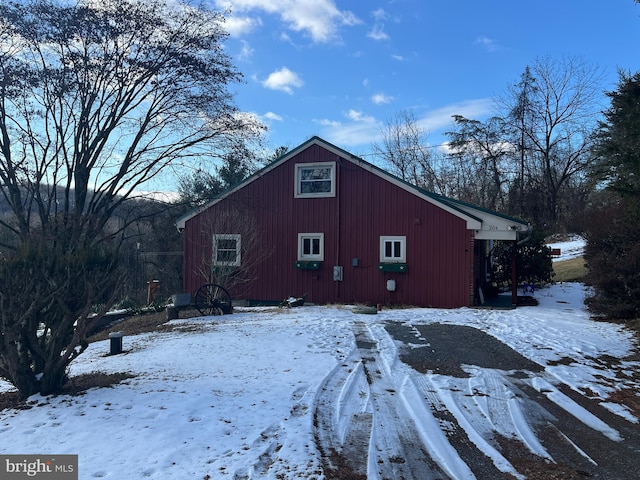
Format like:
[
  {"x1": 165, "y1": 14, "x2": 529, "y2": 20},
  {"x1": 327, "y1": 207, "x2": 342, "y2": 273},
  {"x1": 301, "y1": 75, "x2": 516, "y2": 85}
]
[{"x1": 194, "y1": 283, "x2": 233, "y2": 316}]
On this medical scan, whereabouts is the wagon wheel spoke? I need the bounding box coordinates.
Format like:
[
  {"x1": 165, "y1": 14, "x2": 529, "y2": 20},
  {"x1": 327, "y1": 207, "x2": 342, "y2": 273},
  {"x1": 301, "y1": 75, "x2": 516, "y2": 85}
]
[{"x1": 194, "y1": 284, "x2": 232, "y2": 316}]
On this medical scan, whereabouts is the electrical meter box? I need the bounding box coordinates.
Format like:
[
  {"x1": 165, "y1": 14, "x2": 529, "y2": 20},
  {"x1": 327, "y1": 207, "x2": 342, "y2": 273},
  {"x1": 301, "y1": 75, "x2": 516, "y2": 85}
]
[{"x1": 333, "y1": 266, "x2": 343, "y2": 281}]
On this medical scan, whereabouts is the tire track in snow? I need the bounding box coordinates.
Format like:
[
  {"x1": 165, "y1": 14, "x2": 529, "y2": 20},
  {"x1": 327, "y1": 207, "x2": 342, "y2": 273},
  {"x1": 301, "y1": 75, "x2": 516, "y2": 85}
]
[
  {"x1": 400, "y1": 374, "x2": 479, "y2": 479},
  {"x1": 316, "y1": 318, "x2": 640, "y2": 480},
  {"x1": 314, "y1": 321, "x2": 450, "y2": 479},
  {"x1": 531, "y1": 377, "x2": 622, "y2": 441},
  {"x1": 413, "y1": 373, "x2": 526, "y2": 478},
  {"x1": 387, "y1": 318, "x2": 640, "y2": 479},
  {"x1": 351, "y1": 322, "x2": 451, "y2": 479},
  {"x1": 313, "y1": 342, "x2": 371, "y2": 475},
  {"x1": 470, "y1": 370, "x2": 553, "y2": 461}
]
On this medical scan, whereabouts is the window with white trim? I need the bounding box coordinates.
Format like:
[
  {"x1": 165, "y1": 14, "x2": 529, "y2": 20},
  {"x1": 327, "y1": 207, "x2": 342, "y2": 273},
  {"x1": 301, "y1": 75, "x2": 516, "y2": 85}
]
[
  {"x1": 298, "y1": 233, "x2": 324, "y2": 261},
  {"x1": 380, "y1": 236, "x2": 406, "y2": 263},
  {"x1": 294, "y1": 162, "x2": 336, "y2": 198},
  {"x1": 213, "y1": 234, "x2": 241, "y2": 267}
]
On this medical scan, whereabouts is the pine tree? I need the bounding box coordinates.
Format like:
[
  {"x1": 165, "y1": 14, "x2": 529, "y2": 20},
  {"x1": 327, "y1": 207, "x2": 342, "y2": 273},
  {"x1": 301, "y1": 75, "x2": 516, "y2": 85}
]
[
  {"x1": 592, "y1": 71, "x2": 640, "y2": 196},
  {"x1": 584, "y1": 71, "x2": 640, "y2": 321}
]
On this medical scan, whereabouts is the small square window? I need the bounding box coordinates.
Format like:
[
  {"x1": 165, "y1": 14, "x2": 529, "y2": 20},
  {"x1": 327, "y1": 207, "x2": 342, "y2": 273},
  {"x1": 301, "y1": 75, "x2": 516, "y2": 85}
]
[
  {"x1": 213, "y1": 234, "x2": 241, "y2": 267},
  {"x1": 294, "y1": 162, "x2": 336, "y2": 198},
  {"x1": 303, "y1": 237, "x2": 320, "y2": 256},
  {"x1": 380, "y1": 236, "x2": 406, "y2": 263},
  {"x1": 298, "y1": 233, "x2": 324, "y2": 261}
]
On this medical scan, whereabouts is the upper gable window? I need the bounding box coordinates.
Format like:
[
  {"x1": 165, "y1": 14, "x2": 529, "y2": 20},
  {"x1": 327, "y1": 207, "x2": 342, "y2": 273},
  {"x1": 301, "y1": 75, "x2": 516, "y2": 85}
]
[{"x1": 294, "y1": 162, "x2": 336, "y2": 198}]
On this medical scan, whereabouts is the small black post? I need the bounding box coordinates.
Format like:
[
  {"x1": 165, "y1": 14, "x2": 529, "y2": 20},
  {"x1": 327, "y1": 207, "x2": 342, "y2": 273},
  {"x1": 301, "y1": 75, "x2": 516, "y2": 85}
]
[{"x1": 109, "y1": 331, "x2": 124, "y2": 355}]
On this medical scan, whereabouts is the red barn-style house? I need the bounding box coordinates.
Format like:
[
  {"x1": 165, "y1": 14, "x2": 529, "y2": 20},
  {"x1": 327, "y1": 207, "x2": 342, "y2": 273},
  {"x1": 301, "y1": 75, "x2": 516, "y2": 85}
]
[{"x1": 176, "y1": 137, "x2": 530, "y2": 308}]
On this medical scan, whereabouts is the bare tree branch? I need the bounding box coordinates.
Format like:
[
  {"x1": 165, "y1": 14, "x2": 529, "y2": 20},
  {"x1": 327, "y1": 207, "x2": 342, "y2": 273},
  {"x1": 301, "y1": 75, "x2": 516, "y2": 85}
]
[{"x1": 0, "y1": 0, "x2": 264, "y2": 398}]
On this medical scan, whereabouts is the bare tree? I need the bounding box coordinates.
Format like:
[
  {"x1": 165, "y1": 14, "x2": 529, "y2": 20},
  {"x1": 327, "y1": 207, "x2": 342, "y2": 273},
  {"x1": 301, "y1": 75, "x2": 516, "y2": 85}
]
[
  {"x1": 501, "y1": 56, "x2": 604, "y2": 224},
  {"x1": 444, "y1": 56, "x2": 604, "y2": 225},
  {"x1": 189, "y1": 199, "x2": 272, "y2": 300},
  {"x1": 372, "y1": 110, "x2": 444, "y2": 192},
  {"x1": 445, "y1": 115, "x2": 513, "y2": 211},
  {"x1": 0, "y1": 0, "x2": 263, "y2": 398}
]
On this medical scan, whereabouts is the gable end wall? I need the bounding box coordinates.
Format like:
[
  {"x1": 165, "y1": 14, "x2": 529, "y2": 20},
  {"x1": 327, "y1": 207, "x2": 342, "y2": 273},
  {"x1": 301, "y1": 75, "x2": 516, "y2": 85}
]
[{"x1": 183, "y1": 144, "x2": 474, "y2": 308}]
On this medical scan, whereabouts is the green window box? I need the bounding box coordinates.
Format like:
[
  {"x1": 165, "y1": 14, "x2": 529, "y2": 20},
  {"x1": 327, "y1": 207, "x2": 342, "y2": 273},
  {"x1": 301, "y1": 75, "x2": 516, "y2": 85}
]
[
  {"x1": 295, "y1": 261, "x2": 322, "y2": 270},
  {"x1": 378, "y1": 262, "x2": 408, "y2": 273}
]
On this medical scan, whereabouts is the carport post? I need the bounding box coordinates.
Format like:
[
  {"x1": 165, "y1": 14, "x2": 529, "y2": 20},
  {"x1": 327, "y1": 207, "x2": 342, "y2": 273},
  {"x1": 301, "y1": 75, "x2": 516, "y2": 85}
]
[{"x1": 511, "y1": 240, "x2": 518, "y2": 307}]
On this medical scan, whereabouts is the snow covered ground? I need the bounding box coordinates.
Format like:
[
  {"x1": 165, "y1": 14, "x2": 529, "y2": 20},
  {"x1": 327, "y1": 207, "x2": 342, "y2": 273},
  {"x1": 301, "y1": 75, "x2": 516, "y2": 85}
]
[
  {"x1": 548, "y1": 234, "x2": 585, "y2": 262},
  {"x1": 2, "y1": 277, "x2": 639, "y2": 479}
]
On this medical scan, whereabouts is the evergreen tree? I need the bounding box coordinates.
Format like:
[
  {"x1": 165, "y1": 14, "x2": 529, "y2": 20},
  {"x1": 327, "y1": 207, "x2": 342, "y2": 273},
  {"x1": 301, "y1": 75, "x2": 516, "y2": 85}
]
[
  {"x1": 591, "y1": 71, "x2": 640, "y2": 196},
  {"x1": 178, "y1": 145, "x2": 288, "y2": 208},
  {"x1": 508, "y1": 66, "x2": 538, "y2": 218},
  {"x1": 217, "y1": 145, "x2": 256, "y2": 189},
  {"x1": 491, "y1": 227, "x2": 553, "y2": 288},
  {"x1": 584, "y1": 71, "x2": 640, "y2": 321},
  {"x1": 266, "y1": 146, "x2": 290, "y2": 164},
  {"x1": 177, "y1": 170, "x2": 224, "y2": 208}
]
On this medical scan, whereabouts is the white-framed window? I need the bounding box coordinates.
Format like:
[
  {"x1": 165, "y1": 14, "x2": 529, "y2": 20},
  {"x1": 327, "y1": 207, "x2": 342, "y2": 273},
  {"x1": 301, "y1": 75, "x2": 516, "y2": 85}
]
[
  {"x1": 380, "y1": 236, "x2": 406, "y2": 263},
  {"x1": 294, "y1": 162, "x2": 336, "y2": 198},
  {"x1": 213, "y1": 234, "x2": 241, "y2": 267},
  {"x1": 298, "y1": 233, "x2": 324, "y2": 261}
]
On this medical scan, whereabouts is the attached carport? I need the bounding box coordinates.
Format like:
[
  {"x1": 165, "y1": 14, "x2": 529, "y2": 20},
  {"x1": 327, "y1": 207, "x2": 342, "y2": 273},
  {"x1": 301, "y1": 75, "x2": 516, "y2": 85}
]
[{"x1": 440, "y1": 198, "x2": 531, "y2": 307}]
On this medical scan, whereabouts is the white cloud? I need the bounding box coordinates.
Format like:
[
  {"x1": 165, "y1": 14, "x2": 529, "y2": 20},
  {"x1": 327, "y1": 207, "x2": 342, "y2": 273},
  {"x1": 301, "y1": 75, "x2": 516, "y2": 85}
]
[
  {"x1": 315, "y1": 109, "x2": 381, "y2": 147},
  {"x1": 416, "y1": 98, "x2": 494, "y2": 132},
  {"x1": 215, "y1": 0, "x2": 361, "y2": 43},
  {"x1": 280, "y1": 32, "x2": 292, "y2": 43},
  {"x1": 474, "y1": 35, "x2": 501, "y2": 52},
  {"x1": 238, "y1": 39, "x2": 254, "y2": 60},
  {"x1": 323, "y1": 121, "x2": 381, "y2": 148},
  {"x1": 264, "y1": 111, "x2": 283, "y2": 121},
  {"x1": 367, "y1": 23, "x2": 389, "y2": 41},
  {"x1": 319, "y1": 118, "x2": 341, "y2": 127},
  {"x1": 392, "y1": 54, "x2": 404, "y2": 61},
  {"x1": 371, "y1": 8, "x2": 387, "y2": 21},
  {"x1": 372, "y1": 93, "x2": 393, "y2": 105},
  {"x1": 262, "y1": 67, "x2": 304, "y2": 94},
  {"x1": 222, "y1": 14, "x2": 262, "y2": 36},
  {"x1": 232, "y1": 111, "x2": 266, "y2": 135},
  {"x1": 367, "y1": 7, "x2": 390, "y2": 41},
  {"x1": 315, "y1": 99, "x2": 494, "y2": 149},
  {"x1": 346, "y1": 109, "x2": 375, "y2": 122}
]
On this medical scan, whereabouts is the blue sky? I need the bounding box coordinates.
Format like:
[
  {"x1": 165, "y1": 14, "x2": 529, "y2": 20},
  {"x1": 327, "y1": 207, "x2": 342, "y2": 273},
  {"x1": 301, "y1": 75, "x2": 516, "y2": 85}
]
[{"x1": 210, "y1": 0, "x2": 640, "y2": 159}]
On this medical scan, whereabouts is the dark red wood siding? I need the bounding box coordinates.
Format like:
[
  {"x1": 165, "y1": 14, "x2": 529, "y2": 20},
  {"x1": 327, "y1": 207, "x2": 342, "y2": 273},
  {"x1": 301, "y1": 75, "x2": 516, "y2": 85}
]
[{"x1": 183, "y1": 143, "x2": 474, "y2": 308}]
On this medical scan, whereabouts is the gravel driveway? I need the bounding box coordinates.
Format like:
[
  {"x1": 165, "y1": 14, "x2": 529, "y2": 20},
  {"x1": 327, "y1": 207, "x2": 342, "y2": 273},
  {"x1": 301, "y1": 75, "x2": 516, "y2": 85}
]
[
  {"x1": 317, "y1": 320, "x2": 640, "y2": 480},
  {"x1": 390, "y1": 321, "x2": 640, "y2": 480}
]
